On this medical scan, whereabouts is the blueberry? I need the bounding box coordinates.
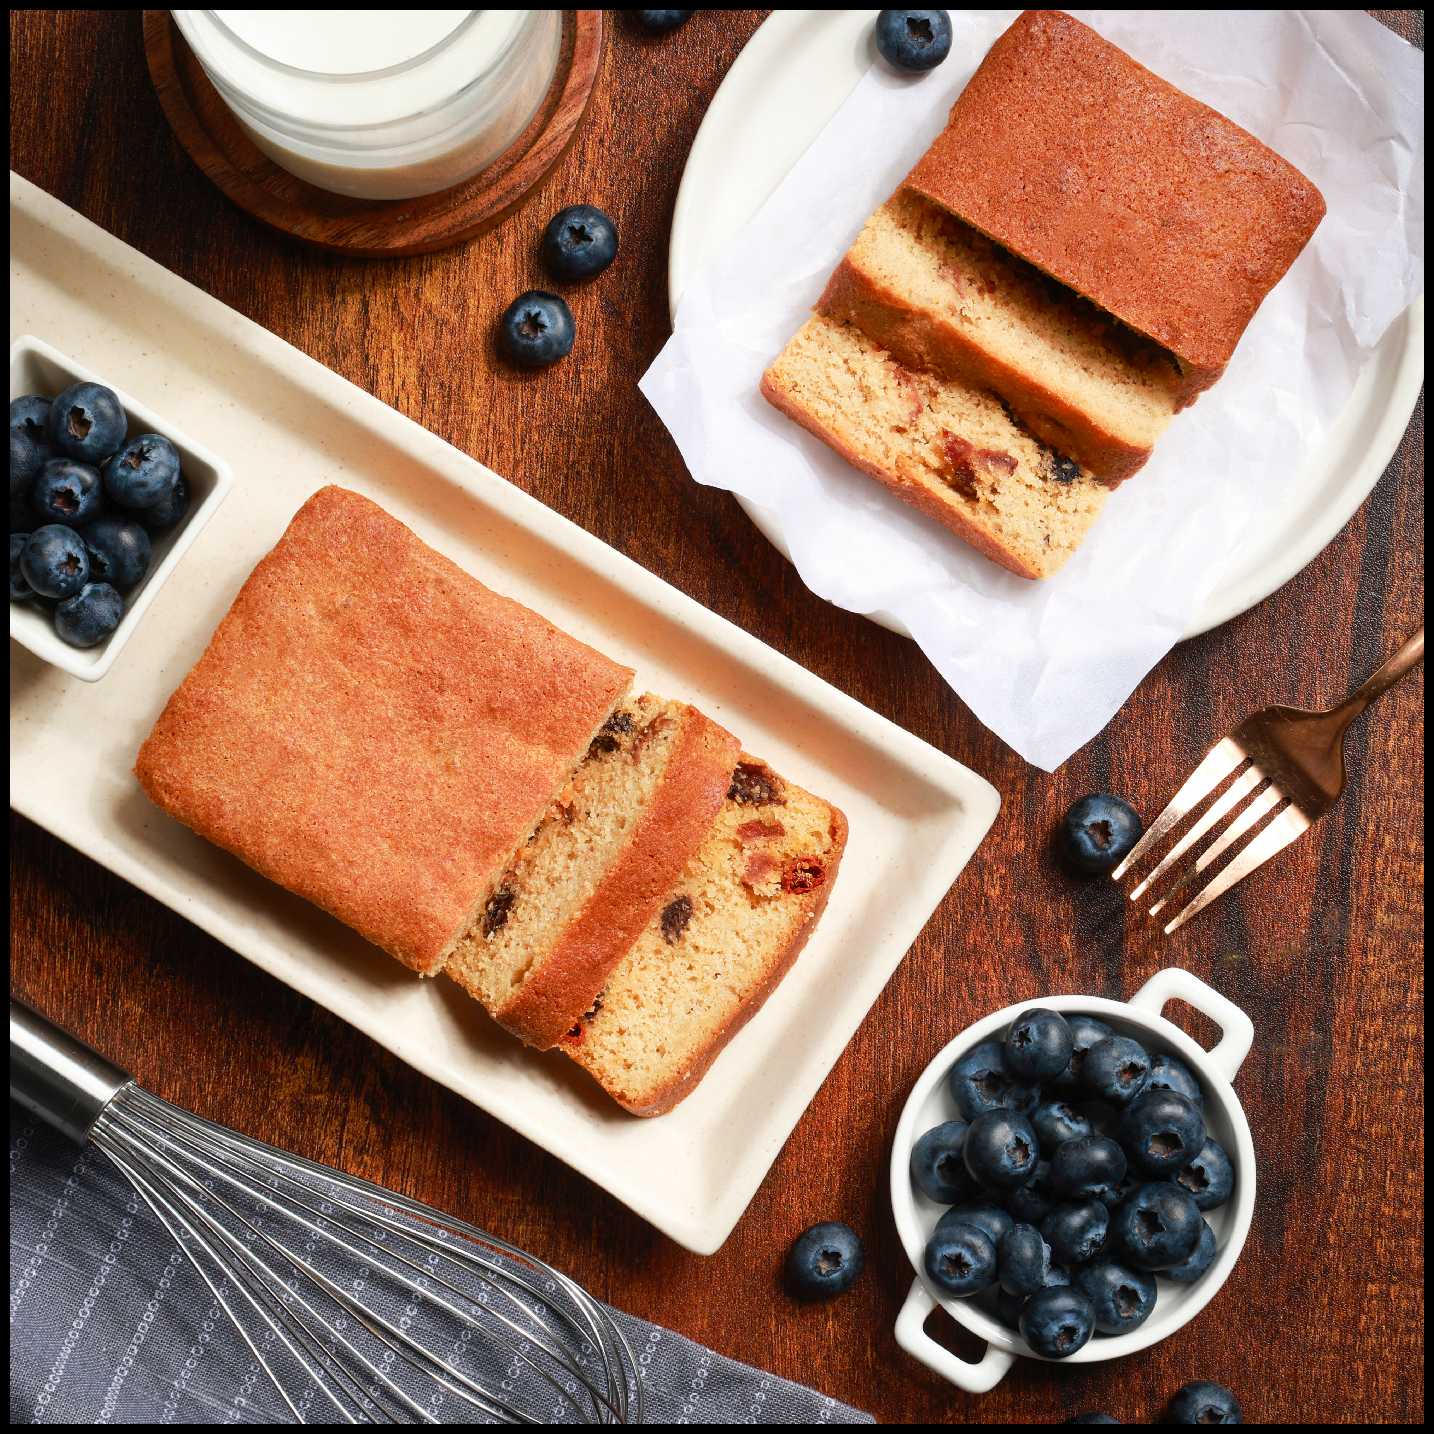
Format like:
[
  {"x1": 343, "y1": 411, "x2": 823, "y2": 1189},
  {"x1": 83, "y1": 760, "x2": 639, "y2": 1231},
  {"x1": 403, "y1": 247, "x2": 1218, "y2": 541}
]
[
  {"x1": 1058, "y1": 793, "x2": 1143, "y2": 875},
  {"x1": 1173, "y1": 1137, "x2": 1235, "y2": 1211},
  {"x1": 10, "y1": 532, "x2": 32, "y2": 601},
  {"x1": 20, "y1": 524, "x2": 90, "y2": 600},
  {"x1": 997, "y1": 1222, "x2": 1050, "y2": 1297},
  {"x1": 541, "y1": 204, "x2": 618, "y2": 282},
  {"x1": 10, "y1": 396, "x2": 54, "y2": 495},
  {"x1": 54, "y1": 580, "x2": 124, "y2": 648},
  {"x1": 1018, "y1": 1285, "x2": 1095, "y2": 1359},
  {"x1": 130, "y1": 474, "x2": 189, "y2": 531},
  {"x1": 1164, "y1": 1218, "x2": 1218, "y2": 1283},
  {"x1": 947, "y1": 1039, "x2": 1039, "y2": 1119},
  {"x1": 1073, "y1": 1260, "x2": 1156, "y2": 1335},
  {"x1": 1168, "y1": 1381, "x2": 1242, "y2": 1425},
  {"x1": 83, "y1": 517, "x2": 152, "y2": 593},
  {"x1": 1099, "y1": 1171, "x2": 1139, "y2": 1210},
  {"x1": 1112, "y1": 1182, "x2": 1202, "y2": 1270},
  {"x1": 1067, "y1": 1417, "x2": 1121, "y2": 1425},
  {"x1": 1049, "y1": 1135, "x2": 1127, "y2": 1203},
  {"x1": 784, "y1": 1221, "x2": 863, "y2": 1299},
  {"x1": 102, "y1": 434, "x2": 180, "y2": 510},
  {"x1": 1005, "y1": 1160, "x2": 1056, "y2": 1224},
  {"x1": 911, "y1": 1119, "x2": 973, "y2": 1204},
  {"x1": 635, "y1": 9, "x2": 692, "y2": 32},
  {"x1": 875, "y1": 10, "x2": 953, "y2": 71},
  {"x1": 1041, "y1": 1200, "x2": 1109, "y2": 1267},
  {"x1": 1032, "y1": 1099, "x2": 1092, "y2": 1153},
  {"x1": 936, "y1": 1202, "x2": 1012, "y2": 1250},
  {"x1": 1082, "y1": 1035, "x2": 1152, "y2": 1106},
  {"x1": 46, "y1": 382, "x2": 127, "y2": 464},
  {"x1": 923, "y1": 1220, "x2": 997, "y2": 1297},
  {"x1": 1005, "y1": 1008, "x2": 1074, "y2": 1081},
  {"x1": 31, "y1": 457, "x2": 105, "y2": 528},
  {"x1": 1147, "y1": 1051, "x2": 1204, "y2": 1107},
  {"x1": 1052, "y1": 1015, "x2": 1114, "y2": 1092},
  {"x1": 963, "y1": 1109, "x2": 1040, "y2": 1190},
  {"x1": 1117, "y1": 1090, "x2": 1205, "y2": 1176},
  {"x1": 497, "y1": 291, "x2": 576, "y2": 369}
]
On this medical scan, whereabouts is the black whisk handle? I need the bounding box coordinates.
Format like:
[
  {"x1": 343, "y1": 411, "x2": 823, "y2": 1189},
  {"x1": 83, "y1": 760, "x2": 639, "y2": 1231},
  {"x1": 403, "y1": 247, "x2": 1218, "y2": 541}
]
[{"x1": 9, "y1": 998, "x2": 132, "y2": 1144}]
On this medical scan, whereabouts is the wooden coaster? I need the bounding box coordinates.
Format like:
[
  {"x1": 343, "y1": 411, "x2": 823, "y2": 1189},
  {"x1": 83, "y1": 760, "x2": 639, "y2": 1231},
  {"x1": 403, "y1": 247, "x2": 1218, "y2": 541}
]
[{"x1": 143, "y1": 11, "x2": 604, "y2": 257}]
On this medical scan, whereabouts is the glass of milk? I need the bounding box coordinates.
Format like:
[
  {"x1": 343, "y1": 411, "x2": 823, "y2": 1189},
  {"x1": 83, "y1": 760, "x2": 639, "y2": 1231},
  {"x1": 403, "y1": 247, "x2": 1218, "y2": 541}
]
[{"x1": 171, "y1": 10, "x2": 563, "y2": 200}]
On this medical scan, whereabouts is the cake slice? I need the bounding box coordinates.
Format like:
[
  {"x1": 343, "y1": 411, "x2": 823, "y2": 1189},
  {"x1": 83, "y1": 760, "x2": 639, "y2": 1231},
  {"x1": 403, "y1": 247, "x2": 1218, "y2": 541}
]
[
  {"x1": 904, "y1": 9, "x2": 1325, "y2": 399},
  {"x1": 562, "y1": 755, "x2": 848, "y2": 1117},
  {"x1": 135, "y1": 486, "x2": 633, "y2": 975},
  {"x1": 446, "y1": 694, "x2": 741, "y2": 1048},
  {"x1": 761, "y1": 314, "x2": 1108, "y2": 579},
  {"x1": 819, "y1": 190, "x2": 1182, "y2": 485}
]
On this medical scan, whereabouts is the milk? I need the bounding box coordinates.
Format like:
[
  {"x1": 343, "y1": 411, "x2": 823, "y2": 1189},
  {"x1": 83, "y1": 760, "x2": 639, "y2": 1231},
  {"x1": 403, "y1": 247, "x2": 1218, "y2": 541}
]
[{"x1": 171, "y1": 10, "x2": 561, "y2": 200}]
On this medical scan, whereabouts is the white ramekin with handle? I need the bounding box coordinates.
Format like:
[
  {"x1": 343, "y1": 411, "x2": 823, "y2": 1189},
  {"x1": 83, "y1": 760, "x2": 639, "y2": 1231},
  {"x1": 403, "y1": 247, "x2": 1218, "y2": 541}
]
[{"x1": 889, "y1": 967, "x2": 1256, "y2": 1393}]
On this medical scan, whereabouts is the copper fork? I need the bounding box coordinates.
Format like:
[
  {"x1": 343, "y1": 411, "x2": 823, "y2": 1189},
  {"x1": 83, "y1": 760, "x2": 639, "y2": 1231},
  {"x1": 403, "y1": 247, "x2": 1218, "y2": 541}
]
[{"x1": 1113, "y1": 627, "x2": 1425, "y2": 934}]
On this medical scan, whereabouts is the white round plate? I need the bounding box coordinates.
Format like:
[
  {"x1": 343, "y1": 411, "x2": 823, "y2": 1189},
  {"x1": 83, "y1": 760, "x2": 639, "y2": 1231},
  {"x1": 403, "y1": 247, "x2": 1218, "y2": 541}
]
[{"x1": 669, "y1": 9, "x2": 1424, "y2": 640}]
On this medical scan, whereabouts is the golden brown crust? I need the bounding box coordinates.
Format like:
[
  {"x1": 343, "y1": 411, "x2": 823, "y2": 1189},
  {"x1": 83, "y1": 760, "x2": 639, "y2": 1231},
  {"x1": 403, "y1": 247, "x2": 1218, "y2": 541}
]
[
  {"x1": 613, "y1": 804, "x2": 849, "y2": 1118},
  {"x1": 904, "y1": 10, "x2": 1326, "y2": 392},
  {"x1": 819, "y1": 256, "x2": 1150, "y2": 486},
  {"x1": 494, "y1": 707, "x2": 743, "y2": 1049},
  {"x1": 758, "y1": 368, "x2": 1042, "y2": 579},
  {"x1": 134, "y1": 486, "x2": 633, "y2": 975}
]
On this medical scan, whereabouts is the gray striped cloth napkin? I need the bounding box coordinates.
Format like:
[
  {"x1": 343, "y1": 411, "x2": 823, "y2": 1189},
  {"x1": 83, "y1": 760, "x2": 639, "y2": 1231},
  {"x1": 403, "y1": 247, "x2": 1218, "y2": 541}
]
[{"x1": 9, "y1": 1105, "x2": 873, "y2": 1425}]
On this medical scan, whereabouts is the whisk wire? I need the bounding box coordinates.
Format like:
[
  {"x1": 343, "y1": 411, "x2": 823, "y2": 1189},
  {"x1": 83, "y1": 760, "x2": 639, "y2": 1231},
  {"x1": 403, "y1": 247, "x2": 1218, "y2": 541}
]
[{"x1": 87, "y1": 1085, "x2": 639, "y2": 1425}]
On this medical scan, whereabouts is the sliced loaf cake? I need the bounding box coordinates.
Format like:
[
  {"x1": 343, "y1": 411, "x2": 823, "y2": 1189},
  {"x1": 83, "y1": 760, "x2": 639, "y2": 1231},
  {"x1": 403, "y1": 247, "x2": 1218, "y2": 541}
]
[
  {"x1": 761, "y1": 313, "x2": 1108, "y2": 579},
  {"x1": 819, "y1": 190, "x2": 1182, "y2": 485},
  {"x1": 446, "y1": 694, "x2": 741, "y2": 1048},
  {"x1": 563, "y1": 755, "x2": 847, "y2": 1116}
]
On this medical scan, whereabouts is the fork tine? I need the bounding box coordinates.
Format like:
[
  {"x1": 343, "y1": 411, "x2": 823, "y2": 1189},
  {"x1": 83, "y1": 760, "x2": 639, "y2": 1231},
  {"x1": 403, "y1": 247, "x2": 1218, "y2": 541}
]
[
  {"x1": 1162, "y1": 805, "x2": 1313, "y2": 934},
  {"x1": 1148, "y1": 785, "x2": 1284, "y2": 916},
  {"x1": 1110, "y1": 738, "x2": 1245, "y2": 882},
  {"x1": 1127, "y1": 766, "x2": 1264, "y2": 901}
]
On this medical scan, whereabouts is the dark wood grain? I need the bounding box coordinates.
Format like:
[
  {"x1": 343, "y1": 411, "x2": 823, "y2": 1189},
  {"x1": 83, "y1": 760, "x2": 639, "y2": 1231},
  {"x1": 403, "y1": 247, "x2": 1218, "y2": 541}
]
[
  {"x1": 9, "y1": 9, "x2": 1424, "y2": 1424},
  {"x1": 142, "y1": 10, "x2": 606, "y2": 256}
]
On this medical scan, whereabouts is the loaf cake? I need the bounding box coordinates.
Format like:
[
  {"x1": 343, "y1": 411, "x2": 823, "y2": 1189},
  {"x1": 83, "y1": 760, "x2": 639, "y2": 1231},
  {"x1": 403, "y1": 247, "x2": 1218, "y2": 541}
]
[
  {"x1": 445, "y1": 694, "x2": 741, "y2": 1049},
  {"x1": 819, "y1": 191, "x2": 1183, "y2": 485},
  {"x1": 135, "y1": 486, "x2": 633, "y2": 975},
  {"x1": 761, "y1": 314, "x2": 1107, "y2": 579},
  {"x1": 563, "y1": 755, "x2": 848, "y2": 1116},
  {"x1": 903, "y1": 9, "x2": 1326, "y2": 399}
]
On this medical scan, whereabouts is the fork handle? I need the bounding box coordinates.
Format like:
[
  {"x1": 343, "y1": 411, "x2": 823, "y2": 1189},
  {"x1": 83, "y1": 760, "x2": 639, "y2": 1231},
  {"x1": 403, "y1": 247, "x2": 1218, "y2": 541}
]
[{"x1": 1336, "y1": 626, "x2": 1424, "y2": 723}]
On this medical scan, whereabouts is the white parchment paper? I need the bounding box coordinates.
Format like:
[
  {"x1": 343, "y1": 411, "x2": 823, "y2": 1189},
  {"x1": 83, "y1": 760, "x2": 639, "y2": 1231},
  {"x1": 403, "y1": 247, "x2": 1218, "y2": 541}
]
[{"x1": 640, "y1": 10, "x2": 1424, "y2": 769}]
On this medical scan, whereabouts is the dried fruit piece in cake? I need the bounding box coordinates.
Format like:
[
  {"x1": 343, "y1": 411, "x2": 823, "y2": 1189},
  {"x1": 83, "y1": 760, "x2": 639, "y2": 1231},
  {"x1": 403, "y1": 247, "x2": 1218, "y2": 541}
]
[
  {"x1": 563, "y1": 754, "x2": 848, "y2": 1116},
  {"x1": 820, "y1": 191, "x2": 1183, "y2": 485},
  {"x1": 446, "y1": 694, "x2": 741, "y2": 1048},
  {"x1": 761, "y1": 314, "x2": 1107, "y2": 579}
]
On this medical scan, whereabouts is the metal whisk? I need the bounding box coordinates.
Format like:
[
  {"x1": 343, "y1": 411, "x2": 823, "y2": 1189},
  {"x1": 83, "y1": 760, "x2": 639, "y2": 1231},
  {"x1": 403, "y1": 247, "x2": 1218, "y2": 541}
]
[{"x1": 9, "y1": 998, "x2": 642, "y2": 1425}]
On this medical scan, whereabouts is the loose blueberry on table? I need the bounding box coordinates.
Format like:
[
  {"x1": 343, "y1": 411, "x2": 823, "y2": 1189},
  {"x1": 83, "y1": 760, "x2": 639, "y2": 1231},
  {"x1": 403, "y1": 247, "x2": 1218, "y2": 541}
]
[
  {"x1": 875, "y1": 10, "x2": 953, "y2": 72},
  {"x1": 541, "y1": 204, "x2": 619, "y2": 283},
  {"x1": 1167, "y1": 1380, "x2": 1243, "y2": 1425},
  {"x1": 497, "y1": 291, "x2": 576, "y2": 369},
  {"x1": 1057, "y1": 793, "x2": 1143, "y2": 875},
  {"x1": 784, "y1": 1221, "x2": 863, "y2": 1299},
  {"x1": 634, "y1": 10, "x2": 692, "y2": 34}
]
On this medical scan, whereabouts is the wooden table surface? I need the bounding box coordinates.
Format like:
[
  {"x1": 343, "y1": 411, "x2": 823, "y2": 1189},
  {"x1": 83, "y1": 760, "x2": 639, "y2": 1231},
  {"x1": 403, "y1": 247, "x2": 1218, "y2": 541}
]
[{"x1": 9, "y1": 10, "x2": 1425, "y2": 1425}]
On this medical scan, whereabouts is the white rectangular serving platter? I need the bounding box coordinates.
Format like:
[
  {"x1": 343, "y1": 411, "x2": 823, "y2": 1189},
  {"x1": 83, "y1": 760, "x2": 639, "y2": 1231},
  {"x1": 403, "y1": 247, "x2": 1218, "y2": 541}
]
[{"x1": 9, "y1": 172, "x2": 1000, "y2": 1254}]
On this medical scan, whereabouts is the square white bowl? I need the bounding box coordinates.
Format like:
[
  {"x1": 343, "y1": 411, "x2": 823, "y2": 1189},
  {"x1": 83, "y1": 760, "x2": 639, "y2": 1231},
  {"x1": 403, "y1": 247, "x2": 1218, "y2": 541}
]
[{"x1": 9, "y1": 335, "x2": 234, "y2": 681}]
